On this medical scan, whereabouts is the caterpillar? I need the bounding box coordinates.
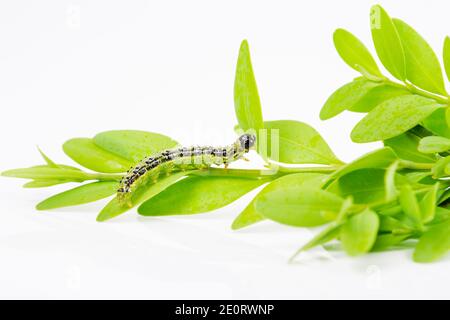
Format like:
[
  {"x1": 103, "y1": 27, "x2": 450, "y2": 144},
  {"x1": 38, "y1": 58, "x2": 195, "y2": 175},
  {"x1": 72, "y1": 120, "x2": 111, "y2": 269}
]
[{"x1": 117, "y1": 133, "x2": 256, "y2": 204}]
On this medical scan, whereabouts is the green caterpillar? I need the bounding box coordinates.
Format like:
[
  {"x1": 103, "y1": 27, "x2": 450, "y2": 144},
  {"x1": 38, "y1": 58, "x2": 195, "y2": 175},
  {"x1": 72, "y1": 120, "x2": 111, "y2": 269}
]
[{"x1": 117, "y1": 134, "x2": 256, "y2": 204}]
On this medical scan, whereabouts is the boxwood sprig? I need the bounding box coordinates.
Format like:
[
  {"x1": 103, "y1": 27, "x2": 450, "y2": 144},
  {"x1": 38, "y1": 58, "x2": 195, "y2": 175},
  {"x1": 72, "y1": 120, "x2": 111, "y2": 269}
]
[{"x1": 2, "y1": 4, "x2": 450, "y2": 263}]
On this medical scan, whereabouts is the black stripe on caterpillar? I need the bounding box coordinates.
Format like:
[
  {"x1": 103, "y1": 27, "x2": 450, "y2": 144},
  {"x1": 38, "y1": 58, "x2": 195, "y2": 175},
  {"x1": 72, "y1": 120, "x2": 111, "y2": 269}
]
[{"x1": 117, "y1": 133, "x2": 256, "y2": 204}]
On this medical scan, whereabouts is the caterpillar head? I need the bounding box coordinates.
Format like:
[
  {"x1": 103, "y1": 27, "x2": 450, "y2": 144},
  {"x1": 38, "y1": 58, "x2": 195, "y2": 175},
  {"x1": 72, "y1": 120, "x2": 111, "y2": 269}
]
[{"x1": 238, "y1": 133, "x2": 256, "y2": 152}]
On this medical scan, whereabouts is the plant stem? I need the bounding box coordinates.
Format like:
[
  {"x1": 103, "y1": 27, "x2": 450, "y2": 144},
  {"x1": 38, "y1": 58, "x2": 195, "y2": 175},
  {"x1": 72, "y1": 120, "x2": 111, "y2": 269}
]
[
  {"x1": 77, "y1": 164, "x2": 341, "y2": 182},
  {"x1": 383, "y1": 78, "x2": 449, "y2": 104},
  {"x1": 58, "y1": 159, "x2": 435, "y2": 184},
  {"x1": 189, "y1": 165, "x2": 341, "y2": 179},
  {"x1": 73, "y1": 158, "x2": 436, "y2": 183},
  {"x1": 277, "y1": 165, "x2": 340, "y2": 173},
  {"x1": 399, "y1": 160, "x2": 434, "y2": 170},
  {"x1": 190, "y1": 168, "x2": 279, "y2": 179},
  {"x1": 405, "y1": 83, "x2": 449, "y2": 104}
]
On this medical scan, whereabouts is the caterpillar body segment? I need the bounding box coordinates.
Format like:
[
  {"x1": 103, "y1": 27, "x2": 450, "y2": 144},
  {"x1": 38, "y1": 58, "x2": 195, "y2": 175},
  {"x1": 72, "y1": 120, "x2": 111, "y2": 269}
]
[{"x1": 117, "y1": 134, "x2": 256, "y2": 204}]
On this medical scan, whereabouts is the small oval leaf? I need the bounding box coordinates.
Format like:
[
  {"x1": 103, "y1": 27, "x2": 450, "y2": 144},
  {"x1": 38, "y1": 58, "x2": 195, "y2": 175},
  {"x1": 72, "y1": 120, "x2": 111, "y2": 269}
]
[
  {"x1": 93, "y1": 130, "x2": 179, "y2": 163},
  {"x1": 2, "y1": 167, "x2": 88, "y2": 180},
  {"x1": 320, "y1": 79, "x2": 380, "y2": 120},
  {"x1": 340, "y1": 208, "x2": 379, "y2": 256},
  {"x1": 351, "y1": 95, "x2": 442, "y2": 143},
  {"x1": 263, "y1": 120, "x2": 342, "y2": 165},
  {"x1": 333, "y1": 28, "x2": 382, "y2": 77},
  {"x1": 138, "y1": 176, "x2": 267, "y2": 216},
  {"x1": 234, "y1": 40, "x2": 264, "y2": 132},
  {"x1": 370, "y1": 5, "x2": 406, "y2": 80},
  {"x1": 63, "y1": 138, "x2": 132, "y2": 173},
  {"x1": 418, "y1": 136, "x2": 450, "y2": 154},
  {"x1": 36, "y1": 181, "x2": 118, "y2": 210},
  {"x1": 413, "y1": 219, "x2": 450, "y2": 263},
  {"x1": 255, "y1": 186, "x2": 343, "y2": 227},
  {"x1": 23, "y1": 179, "x2": 73, "y2": 188},
  {"x1": 232, "y1": 173, "x2": 327, "y2": 230},
  {"x1": 393, "y1": 18, "x2": 447, "y2": 96},
  {"x1": 431, "y1": 155, "x2": 450, "y2": 178},
  {"x1": 399, "y1": 184, "x2": 422, "y2": 226}
]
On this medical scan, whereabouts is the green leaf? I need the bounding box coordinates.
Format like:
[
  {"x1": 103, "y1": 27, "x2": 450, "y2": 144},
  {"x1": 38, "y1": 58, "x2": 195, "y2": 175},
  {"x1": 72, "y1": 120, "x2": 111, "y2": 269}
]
[
  {"x1": 443, "y1": 36, "x2": 450, "y2": 82},
  {"x1": 385, "y1": 161, "x2": 399, "y2": 202},
  {"x1": 335, "y1": 197, "x2": 355, "y2": 222},
  {"x1": 96, "y1": 171, "x2": 189, "y2": 221},
  {"x1": 33, "y1": 164, "x2": 83, "y2": 171},
  {"x1": 379, "y1": 215, "x2": 407, "y2": 232},
  {"x1": 413, "y1": 219, "x2": 450, "y2": 262},
  {"x1": 23, "y1": 179, "x2": 72, "y2": 188},
  {"x1": 290, "y1": 197, "x2": 354, "y2": 260},
  {"x1": 422, "y1": 108, "x2": 450, "y2": 139},
  {"x1": 393, "y1": 19, "x2": 447, "y2": 95},
  {"x1": 36, "y1": 181, "x2": 118, "y2": 210},
  {"x1": 384, "y1": 132, "x2": 436, "y2": 163},
  {"x1": 340, "y1": 208, "x2": 379, "y2": 256},
  {"x1": 350, "y1": 84, "x2": 409, "y2": 113},
  {"x1": 255, "y1": 186, "x2": 343, "y2": 227},
  {"x1": 262, "y1": 120, "x2": 342, "y2": 165},
  {"x1": 418, "y1": 136, "x2": 450, "y2": 154},
  {"x1": 333, "y1": 28, "x2": 382, "y2": 77},
  {"x1": 231, "y1": 173, "x2": 327, "y2": 230},
  {"x1": 63, "y1": 138, "x2": 132, "y2": 173},
  {"x1": 372, "y1": 234, "x2": 410, "y2": 251},
  {"x1": 138, "y1": 176, "x2": 267, "y2": 216},
  {"x1": 37, "y1": 147, "x2": 58, "y2": 168},
  {"x1": 431, "y1": 207, "x2": 450, "y2": 225},
  {"x1": 419, "y1": 183, "x2": 439, "y2": 223},
  {"x1": 403, "y1": 171, "x2": 432, "y2": 185},
  {"x1": 399, "y1": 184, "x2": 422, "y2": 226},
  {"x1": 370, "y1": 5, "x2": 406, "y2": 80},
  {"x1": 93, "y1": 130, "x2": 179, "y2": 163},
  {"x1": 234, "y1": 40, "x2": 264, "y2": 132},
  {"x1": 327, "y1": 168, "x2": 407, "y2": 205},
  {"x1": 292, "y1": 223, "x2": 341, "y2": 261},
  {"x1": 351, "y1": 95, "x2": 442, "y2": 143},
  {"x1": 2, "y1": 167, "x2": 88, "y2": 180},
  {"x1": 320, "y1": 79, "x2": 380, "y2": 120},
  {"x1": 231, "y1": 206, "x2": 265, "y2": 231},
  {"x1": 431, "y1": 156, "x2": 450, "y2": 178},
  {"x1": 326, "y1": 147, "x2": 398, "y2": 186}
]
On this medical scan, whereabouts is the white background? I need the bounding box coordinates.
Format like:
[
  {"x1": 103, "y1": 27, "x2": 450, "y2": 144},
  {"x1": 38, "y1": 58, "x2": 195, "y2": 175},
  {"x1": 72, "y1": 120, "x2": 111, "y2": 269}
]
[{"x1": 1, "y1": 0, "x2": 449, "y2": 299}]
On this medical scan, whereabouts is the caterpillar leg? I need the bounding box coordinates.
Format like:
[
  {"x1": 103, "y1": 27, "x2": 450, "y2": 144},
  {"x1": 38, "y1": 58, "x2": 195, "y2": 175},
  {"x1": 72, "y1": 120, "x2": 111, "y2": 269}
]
[{"x1": 164, "y1": 162, "x2": 175, "y2": 176}]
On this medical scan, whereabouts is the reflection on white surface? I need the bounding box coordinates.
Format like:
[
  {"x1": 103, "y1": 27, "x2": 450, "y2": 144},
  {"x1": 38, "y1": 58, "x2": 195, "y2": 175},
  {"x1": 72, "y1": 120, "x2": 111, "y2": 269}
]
[{"x1": 1, "y1": 184, "x2": 447, "y2": 299}]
